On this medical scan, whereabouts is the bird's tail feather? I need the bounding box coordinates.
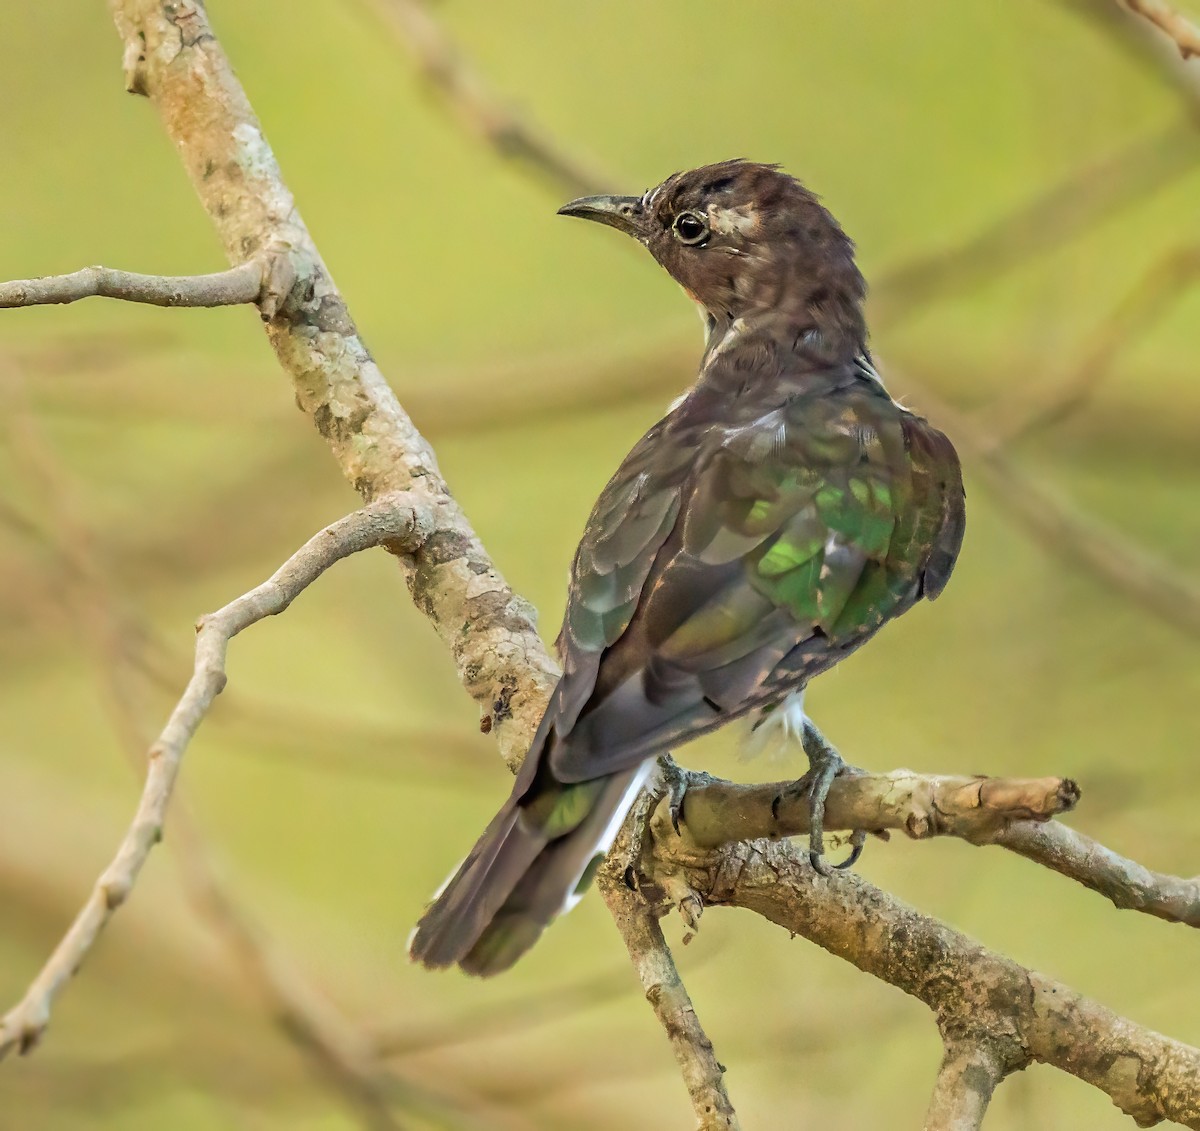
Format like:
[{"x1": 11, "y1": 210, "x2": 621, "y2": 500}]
[{"x1": 409, "y1": 761, "x2": 651, "y2": 976}]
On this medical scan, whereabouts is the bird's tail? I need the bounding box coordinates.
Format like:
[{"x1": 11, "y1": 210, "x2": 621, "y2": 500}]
[{"x1": 408, "y1": 758, "x2": 652, "y2": 976}]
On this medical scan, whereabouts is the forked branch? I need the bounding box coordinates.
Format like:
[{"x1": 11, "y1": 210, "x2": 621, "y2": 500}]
[
  {"x1": 0, "y1": 494, "x2": 432, "y2": 1059},
  {"x1": 924, "y1": 1038, "x2": 1012, "y2": 1131}
]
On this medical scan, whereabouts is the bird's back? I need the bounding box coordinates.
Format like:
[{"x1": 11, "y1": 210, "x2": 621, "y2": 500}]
[{"x1": 546, "y1": 347, "x2": 965, "y2": 783}]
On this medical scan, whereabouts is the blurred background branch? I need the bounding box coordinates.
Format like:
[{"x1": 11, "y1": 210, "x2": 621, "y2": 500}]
[{"x1": 1122, "y1": 0, "x2": 1200, "y2": 57}]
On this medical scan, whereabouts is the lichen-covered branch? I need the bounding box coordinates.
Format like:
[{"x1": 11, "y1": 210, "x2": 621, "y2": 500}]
[
  {"x1": 106, "y1": 0, "x2": 558, "y2": 773},
  {"x1": 594, "y1": 784, "x2": 740, "y2": 1130},
  {"x1": 0, "y1": 494, "x2": 432, "y2": 1060},
  {"x1": 924, "y1": 1038, "x2": 1011, "y2": 1131},
  {"x1": 678, "y1": 768, "x2": 1079, "y2": 848},
  {"x1": 0, "y1": 258, "x2": 266, "y2": 309},
  {"x1": 678, "y1": 767, "x2": 1200, "y2": 930},
  {"x1": 646, "y1": 830, "x2": 1200, "y2": 1128}
]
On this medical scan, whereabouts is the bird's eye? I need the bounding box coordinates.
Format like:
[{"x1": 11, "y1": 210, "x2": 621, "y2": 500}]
[{"x1": 672, "y1": 211, "x2": 709, "y2": 246}]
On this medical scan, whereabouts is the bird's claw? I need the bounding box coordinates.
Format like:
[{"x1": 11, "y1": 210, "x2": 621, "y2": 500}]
[
  {"x1": 791, "y1": 719, "x2": 868, "y2": 874},
  {"x1": 660, "y1": 762, "x2": 716, "y2": 837}
]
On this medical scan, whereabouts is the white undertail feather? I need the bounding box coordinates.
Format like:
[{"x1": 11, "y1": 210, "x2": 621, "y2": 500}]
[
  {"x1": 559, "y1": 759, "x2": 656, "y2": 915},
  {"x1": 738, "y1": 688, "x2": 809, "y2": 764}
]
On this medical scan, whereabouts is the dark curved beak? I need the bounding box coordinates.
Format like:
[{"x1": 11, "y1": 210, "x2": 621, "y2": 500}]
[{"x1": 557, "y1": 194, "x2": 644, "y2": 237}]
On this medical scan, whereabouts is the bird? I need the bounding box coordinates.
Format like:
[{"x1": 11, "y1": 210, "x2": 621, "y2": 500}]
[{"x1": 409, "y1": 160, "x2": 965, "y2": 977}]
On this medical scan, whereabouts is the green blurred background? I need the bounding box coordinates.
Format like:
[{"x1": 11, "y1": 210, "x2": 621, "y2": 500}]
[{"x1": 2, "y1": 2, "x2": 1198, "y2": 1128}]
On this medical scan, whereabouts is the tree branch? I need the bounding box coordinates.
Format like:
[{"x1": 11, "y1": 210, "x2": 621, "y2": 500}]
[
  {"x1": 107, "y1": 0, "x2": 559, "y2": 773},
  {"x1": 676, "y1": 766, "x2": 1200, "y2": 929},
  {"x1": 602, "y1": 879, "x2": 740, "y2": 1131},
  {"x1": 648, "y1": 830, "x2": 1200, "y2": 1128},
  {"x1": 994, "y1": 820, "x2": 1200, "y2": 927},
  {"x1": 95, "y1": 6, "x2": 738, "y2": 1122},
  {"x1": 0, "y1": 257, "x2": 268, "y2": 310},
  {"x1": 0, "y1": 494, "x2": 432, "y2": 1060},
  {"x1": 924, "y1": 1038, "x2": 1010, "y2": 1131},
  {"x1": 679, "y1": 769, "x2": 1080, "y2": 849},
  {"x1": 1121, "y1": 0, "x2": 1200, "y2": 58},
  {"x1": 591, "y1": 782, "x2": 740, "y2": 1129},
  {"x1": 1, "y1": 371, "x2": 529, "y2": 1128}
]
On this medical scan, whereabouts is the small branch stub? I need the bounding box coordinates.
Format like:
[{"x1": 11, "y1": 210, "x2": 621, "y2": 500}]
[{"x1": 924, "y1": 1038, "x2": 1013, "y2": 1131}]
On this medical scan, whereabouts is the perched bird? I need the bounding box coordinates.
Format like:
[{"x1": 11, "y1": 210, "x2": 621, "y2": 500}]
[{"x1": 409, "y1": 160, "x2": 965, "y2": 976}]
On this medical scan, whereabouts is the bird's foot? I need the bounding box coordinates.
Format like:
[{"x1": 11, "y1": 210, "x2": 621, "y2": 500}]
[
  {"x1": 785, "y1": 719, "x2": 868, "y2": 876},
  {"x1": 660, "y1": 760, "x2": 718, "y2": 836}
]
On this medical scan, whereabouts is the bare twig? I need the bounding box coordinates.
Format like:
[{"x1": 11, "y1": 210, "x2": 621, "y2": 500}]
[
  {"x1": 12, "y1": 431, "x2": 543, "y2": 1128},
  {"x1": 990, "y1": 244, "x2": 1200, "y2": 442},
  {"x1": 1121, "y1": 0, "x2": 1200, "y2": 58},
  {"x1": 0, "y1": 258, "x2": 266, "y2": 310},
  {"x1": 602, "y1": 876, "x2": 740, "y2": 1131},
  {"x1": 2, "y1": 378, "x2": 517, "y2": 1129},
  {"x1": 924, "y1": 1039, "x2": 1011, "y2": 1131},
  {"x1": 0, "y1": 494, "x2": 432, "y2": 1060},
  {"x1": 994, "y1": 820, "x2": 1200, "y2": 926},
  {"x1": 359, "y1": 0, "x2": 609, "y2": 197}
]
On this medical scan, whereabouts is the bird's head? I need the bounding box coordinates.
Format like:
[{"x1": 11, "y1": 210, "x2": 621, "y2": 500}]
[{"x1": 559, "y1": 160, "x2": 867, "y2": 358}]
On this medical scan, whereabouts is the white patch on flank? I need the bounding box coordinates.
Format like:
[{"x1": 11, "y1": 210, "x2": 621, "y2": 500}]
[
  {"x1": 738, "y1": 689, "x2": 809, "y2": 764},
  {"x1": 559, "y1": 759, "x2": 656, "y2": 915}
]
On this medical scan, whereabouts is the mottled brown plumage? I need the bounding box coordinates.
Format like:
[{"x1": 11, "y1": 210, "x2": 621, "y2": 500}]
[{"x1": 410, "y1": 161, "x2": 965, "y2": 976}]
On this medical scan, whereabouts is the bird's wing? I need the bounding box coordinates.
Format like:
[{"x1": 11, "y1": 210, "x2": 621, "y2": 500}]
[{"x1": 547, "y1": 371, "x2": 965, "y2": 783}]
